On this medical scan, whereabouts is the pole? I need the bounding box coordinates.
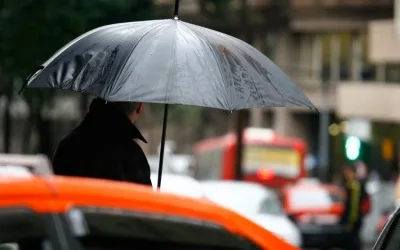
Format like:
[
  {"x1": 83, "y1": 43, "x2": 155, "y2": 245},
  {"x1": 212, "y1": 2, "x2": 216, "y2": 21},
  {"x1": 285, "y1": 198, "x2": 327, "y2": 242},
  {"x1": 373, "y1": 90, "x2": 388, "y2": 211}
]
[
  {"x1": 174, "y1": 0, "x2": 180, "y2": 18},
  {"x1": 157, "y1": 0, "x2": 180, "y2": 189},
  {"x1": 318, "y1": 106, "x2": 330, "y2": 180},
  {"x1": 157, "y1": 104, "x2": 169, "y2": 188},
  {"x1": 234, "y1": 0, "x2": 252, "y2": 180},
  {"x1": 319, "y1": 35, "x2": 339, "y2": 181},
  {"x1": 3, "y1": 85, "x2": 12, "y2": 153},
  {"x1": 235, "y1": 112, "x2": 245, "y2": 180}
]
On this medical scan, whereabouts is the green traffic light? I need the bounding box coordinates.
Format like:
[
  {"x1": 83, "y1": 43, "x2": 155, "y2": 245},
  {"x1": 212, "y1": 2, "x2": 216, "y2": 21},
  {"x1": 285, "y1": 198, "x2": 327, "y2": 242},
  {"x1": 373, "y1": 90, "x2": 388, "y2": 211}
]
[{"x1": 345, "y1": 136, "x2": 361, "y2": 161}]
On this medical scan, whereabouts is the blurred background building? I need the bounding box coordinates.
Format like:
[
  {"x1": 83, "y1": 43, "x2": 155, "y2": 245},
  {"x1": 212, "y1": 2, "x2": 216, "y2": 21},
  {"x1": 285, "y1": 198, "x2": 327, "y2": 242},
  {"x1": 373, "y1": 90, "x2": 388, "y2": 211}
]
[{"x1": 155, "y1": 0, "x2": 399, "y2": 178}]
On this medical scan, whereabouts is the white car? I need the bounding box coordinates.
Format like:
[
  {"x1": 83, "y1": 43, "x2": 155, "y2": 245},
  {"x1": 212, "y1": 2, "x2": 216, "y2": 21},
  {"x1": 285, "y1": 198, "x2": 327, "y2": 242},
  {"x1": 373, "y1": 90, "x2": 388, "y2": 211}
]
[
  {"x1": 147, "y1": 154, "x2": 192, "y2": 175},
  {"x1": 150, "y1": 172, "x2": 204, "y2": 199},
  {"x1": 0, "y1": 165, "x2": 32, "y2": 178},
  {"x1": 201, "y1": 180, "x2": 302, "y2": 247}
]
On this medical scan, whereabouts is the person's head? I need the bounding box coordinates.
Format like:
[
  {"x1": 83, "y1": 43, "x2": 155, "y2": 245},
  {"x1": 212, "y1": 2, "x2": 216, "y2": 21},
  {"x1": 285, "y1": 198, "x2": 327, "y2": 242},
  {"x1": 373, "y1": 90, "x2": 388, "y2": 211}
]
[
  {"x1": 109, "y1": 101, "x2": 143, "y2": 122},
  {"x1": 342, "y1": 163, "x2": 357, "y2": 180}
]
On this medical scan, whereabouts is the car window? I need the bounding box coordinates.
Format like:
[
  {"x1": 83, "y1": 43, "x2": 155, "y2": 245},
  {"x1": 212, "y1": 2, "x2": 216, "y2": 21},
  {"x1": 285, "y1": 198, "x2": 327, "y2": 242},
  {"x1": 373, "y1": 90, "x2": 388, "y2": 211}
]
[
  {"x1": 0, "y1": 206, "x2": 63, "y2": 250},
  {"x1": 65, "y1": 206, "x2": 263, "y2": 250},
  {"x1": 290, "y1": 188, "x2": 333, "y2": 209},
  {"x1": 259, "y1": 197, "x2": 284, "y2": 215},
  {"x1": 329, "y1": 193, "x2": 342, "y2": 203}
]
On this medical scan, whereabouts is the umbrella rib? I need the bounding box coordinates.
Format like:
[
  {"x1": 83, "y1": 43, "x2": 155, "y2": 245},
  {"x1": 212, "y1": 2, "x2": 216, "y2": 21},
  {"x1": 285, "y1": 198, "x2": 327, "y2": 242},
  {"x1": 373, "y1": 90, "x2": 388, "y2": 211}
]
[
  {"x1": 106, "y1": 22, "x2": 168, "y2": 99},
  {"x1": 164, "y1": 23, "x2": 179, "y2": 104},
  {"x1": 181, "y1": 23, "x2": 232, "y2": 110}
]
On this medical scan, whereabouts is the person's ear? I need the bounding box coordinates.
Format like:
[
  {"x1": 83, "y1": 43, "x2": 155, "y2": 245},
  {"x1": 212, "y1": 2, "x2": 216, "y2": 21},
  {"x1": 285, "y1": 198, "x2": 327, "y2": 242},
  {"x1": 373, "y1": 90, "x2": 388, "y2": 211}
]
[{"x1": 136, "y1": 103, "x2": 143, "y2": 115}]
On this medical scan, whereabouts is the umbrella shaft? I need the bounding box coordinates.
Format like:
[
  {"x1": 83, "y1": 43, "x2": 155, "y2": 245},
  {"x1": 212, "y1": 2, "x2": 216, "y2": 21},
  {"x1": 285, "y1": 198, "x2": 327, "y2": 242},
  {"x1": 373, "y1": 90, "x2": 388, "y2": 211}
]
[
  {"x1": 174, "y1": 0, "x2": 180, "y2": 17},
  {"x1": 157, "y1": 104, "x2": 169, "y2": 188}
]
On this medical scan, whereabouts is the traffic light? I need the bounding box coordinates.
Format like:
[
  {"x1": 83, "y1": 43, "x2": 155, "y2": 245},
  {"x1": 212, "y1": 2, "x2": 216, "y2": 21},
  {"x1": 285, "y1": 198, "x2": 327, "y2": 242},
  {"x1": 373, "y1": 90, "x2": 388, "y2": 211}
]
[
  {"x1": 382, "y1": 138, "x2": 395, "y2": 162},
  {"x1": 345, "y1": 136, "x2": 361, "y2": 161}
]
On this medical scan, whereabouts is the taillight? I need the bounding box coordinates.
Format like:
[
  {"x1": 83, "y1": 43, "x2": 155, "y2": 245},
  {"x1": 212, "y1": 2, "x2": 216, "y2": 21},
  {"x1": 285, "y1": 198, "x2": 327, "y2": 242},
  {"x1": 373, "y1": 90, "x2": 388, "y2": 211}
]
[{"x1": 257, "y1": 169, "x2": 275, "y2": 180}]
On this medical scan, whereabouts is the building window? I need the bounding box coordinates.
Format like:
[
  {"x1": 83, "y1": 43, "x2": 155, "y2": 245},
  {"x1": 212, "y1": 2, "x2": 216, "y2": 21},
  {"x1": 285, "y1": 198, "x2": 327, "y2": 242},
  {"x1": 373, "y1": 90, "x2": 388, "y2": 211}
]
[{"x1": 386, "y1": 64, "x2": 400, "y2": 83}]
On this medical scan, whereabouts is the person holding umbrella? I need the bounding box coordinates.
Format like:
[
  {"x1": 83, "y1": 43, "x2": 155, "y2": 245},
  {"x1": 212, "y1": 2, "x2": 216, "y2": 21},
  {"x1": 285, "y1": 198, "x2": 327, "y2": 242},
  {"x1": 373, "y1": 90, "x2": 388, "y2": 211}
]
[
  {"x1": 52, "y1": 98, "x2": 152, "y2": 186},
  {"x1": 20, "y1": 0, "x2": 316, "y2": 188}
]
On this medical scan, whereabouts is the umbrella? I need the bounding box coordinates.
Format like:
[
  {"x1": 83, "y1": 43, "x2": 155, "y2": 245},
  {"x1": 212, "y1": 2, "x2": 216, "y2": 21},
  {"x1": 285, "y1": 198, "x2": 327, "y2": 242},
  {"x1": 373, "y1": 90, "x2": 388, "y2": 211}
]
[{"x1": 20, "y1": 0, "x2": 316, "y2": 188}]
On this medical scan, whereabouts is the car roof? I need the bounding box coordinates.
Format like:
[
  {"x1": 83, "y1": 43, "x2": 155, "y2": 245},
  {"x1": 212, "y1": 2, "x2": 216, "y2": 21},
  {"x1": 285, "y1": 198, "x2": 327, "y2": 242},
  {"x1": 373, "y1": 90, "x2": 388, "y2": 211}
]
[{"x1": 0, "y1": 175, "x2": 297, "y2": 250}]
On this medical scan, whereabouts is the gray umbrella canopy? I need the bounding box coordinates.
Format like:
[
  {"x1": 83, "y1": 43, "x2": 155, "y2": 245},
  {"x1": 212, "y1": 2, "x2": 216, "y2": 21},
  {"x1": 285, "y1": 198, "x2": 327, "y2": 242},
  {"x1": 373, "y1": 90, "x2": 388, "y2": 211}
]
[{"x1": 26, "y1": 19, "x2": 315, "y2": 111}]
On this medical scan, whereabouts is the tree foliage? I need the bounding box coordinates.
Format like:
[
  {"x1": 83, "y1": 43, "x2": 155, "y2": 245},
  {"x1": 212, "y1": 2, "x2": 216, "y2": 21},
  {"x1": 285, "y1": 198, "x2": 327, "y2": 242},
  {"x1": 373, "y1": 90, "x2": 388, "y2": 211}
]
[
  {"x1": 0, "y1": 0, "x2": 155, "y2": 154},
  {"x1": 0, "y1": 0, "x2": 208, "y2": 122},
  {"x1": 199, "y1": 0, "x2": 230, "y2": 20},
  {"x1": 0, "y1": 0, "x2": 154, "y2": 85},
  {"x1": 0, "y1": 0, "x2": 237, "y2": 154}
]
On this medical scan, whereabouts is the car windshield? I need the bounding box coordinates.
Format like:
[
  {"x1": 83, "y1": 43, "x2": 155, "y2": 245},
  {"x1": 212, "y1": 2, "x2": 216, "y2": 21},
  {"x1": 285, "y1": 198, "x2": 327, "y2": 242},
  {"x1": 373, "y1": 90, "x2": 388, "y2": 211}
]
[
  {"x1": 290, "y1": 188, "x2": 334, "y2": 209},
  {"x1": 260, "y1": 197, "x2": 284, "y2": 215},
  {"x1": 67, "y1": 207, "x2": 258, "y2": 250},
  {"x1": 202, "y1": 183, "x2": 283, "y2": 215}
]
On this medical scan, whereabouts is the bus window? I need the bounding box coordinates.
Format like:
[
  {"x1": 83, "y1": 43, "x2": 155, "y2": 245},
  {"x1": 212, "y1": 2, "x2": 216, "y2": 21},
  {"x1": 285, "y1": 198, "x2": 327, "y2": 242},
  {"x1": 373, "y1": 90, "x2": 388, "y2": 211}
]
[{"x1": 243, "y1": 145, "x2": 301, "y2": 178}]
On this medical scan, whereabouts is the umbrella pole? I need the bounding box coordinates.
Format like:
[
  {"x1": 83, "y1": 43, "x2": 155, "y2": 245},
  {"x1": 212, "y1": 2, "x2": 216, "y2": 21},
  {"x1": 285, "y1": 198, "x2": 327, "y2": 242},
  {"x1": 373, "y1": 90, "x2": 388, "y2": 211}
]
[
  {"x1": 156, "y1": 0, "x2": 178, "y2": 189},
  {"x1": 157, "y1": 104, "x2": 169, "y2": 189},
  {"x1": 174, "y1": 0, "x2": 180, "y2": 17}
]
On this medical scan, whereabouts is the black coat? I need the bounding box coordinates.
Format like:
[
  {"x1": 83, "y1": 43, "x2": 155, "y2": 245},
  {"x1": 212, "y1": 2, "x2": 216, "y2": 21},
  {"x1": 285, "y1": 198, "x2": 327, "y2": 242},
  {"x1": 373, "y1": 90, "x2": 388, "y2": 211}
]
[
  {"x1": 339, "y1": 178, "x2": 366, "y2": 232},
  {"x1": 52, "y1": 99, "x2": 152, "y2": 186}
]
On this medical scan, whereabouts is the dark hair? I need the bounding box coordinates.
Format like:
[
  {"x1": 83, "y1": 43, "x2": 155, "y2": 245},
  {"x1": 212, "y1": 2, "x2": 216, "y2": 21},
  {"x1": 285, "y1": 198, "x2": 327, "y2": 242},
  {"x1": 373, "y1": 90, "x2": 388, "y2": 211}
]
[{"x1": 109, "y1": 101, "x2": 139, "y2": 115}]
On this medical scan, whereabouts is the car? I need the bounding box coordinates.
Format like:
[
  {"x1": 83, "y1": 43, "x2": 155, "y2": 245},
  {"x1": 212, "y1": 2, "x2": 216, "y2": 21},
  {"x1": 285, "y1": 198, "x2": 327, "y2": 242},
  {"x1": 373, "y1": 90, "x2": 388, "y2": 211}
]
[
  {"x1": 0, "y1": 154, "x2": 298, "y2": 250},
  {"x1": 281, "y1": 182, "x2": 347, "y2": 250},
  {"x1": 296, "y1": 178, "x2": 321, "y2": 185},
  {"x1": 373, "y1": 203, "x2": 400, "y2": 250},
  {"x1": 200, "y1": 180, "x2": 302, "y2": 247},
  {"x1": 147, "y1": 154, "x2": 192, "y2": 175},
  {"x1": 150, "y1": 172, "x2": 204, "y2": 198}
]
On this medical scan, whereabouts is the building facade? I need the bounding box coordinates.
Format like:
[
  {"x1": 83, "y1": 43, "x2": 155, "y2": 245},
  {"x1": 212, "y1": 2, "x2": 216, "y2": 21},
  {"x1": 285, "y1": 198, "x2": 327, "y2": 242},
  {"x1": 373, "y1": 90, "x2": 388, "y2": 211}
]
[{"x1": 156, "y1": 0, "x2": 396, "y2": 163}]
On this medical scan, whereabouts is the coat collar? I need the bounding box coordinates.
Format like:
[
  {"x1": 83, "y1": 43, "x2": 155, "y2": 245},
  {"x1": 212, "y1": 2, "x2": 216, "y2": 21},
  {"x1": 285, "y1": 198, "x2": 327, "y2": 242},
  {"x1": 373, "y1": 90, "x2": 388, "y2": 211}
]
[{"x1": 82, "y1": 98, "x2": 147, "y2": 143}]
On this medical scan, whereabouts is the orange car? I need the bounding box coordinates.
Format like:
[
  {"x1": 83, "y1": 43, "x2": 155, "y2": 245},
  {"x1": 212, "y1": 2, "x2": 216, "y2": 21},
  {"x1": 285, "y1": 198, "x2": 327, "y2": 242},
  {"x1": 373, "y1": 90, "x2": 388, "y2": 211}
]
[
  {"x1": 0, "y1": 154, "x2": 298, "y2": 250},
  {"x1": 281, "y1": 181, "x2": 348, "y2": 250}
]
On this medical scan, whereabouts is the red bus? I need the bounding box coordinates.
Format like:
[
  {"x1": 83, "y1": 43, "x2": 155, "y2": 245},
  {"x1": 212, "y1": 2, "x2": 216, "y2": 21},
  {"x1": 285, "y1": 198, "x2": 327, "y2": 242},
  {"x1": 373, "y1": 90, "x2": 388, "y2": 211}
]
[{"x1": 192, "y1": 127, "x2": 308, "y2": 189}]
